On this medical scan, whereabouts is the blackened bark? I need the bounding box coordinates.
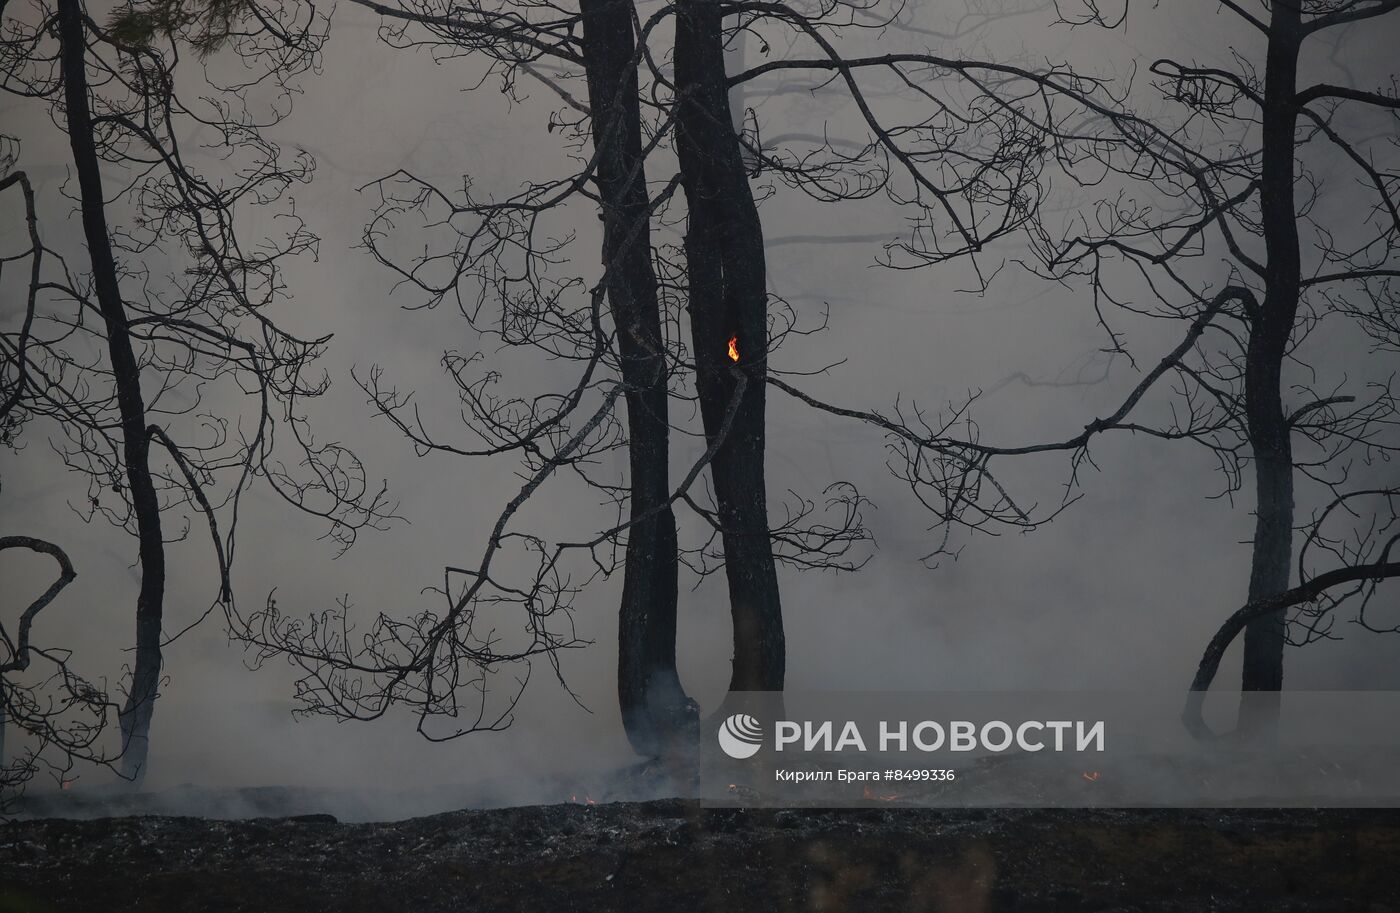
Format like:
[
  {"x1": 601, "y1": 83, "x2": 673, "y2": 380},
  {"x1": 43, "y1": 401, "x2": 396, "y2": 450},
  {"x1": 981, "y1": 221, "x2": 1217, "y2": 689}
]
[
  {"x1": 578, "y1": 0, "x2": 693, "y2": 756},
  {"x1": 675, "y1": 0, "x2": 784, "y2": 693},
  {"x1": 1238, "y1": 4, "x2": 1302, "y2": 736},
  {"x1": 57, "y1": 0, "x2": 166, "y2": 781}
]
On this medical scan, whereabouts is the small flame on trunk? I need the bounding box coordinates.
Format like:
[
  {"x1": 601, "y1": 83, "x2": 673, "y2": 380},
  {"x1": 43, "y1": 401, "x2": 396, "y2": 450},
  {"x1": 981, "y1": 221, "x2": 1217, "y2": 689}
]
[{"x1": 727, "y1": 335, "x2": 740, "y2": 363}]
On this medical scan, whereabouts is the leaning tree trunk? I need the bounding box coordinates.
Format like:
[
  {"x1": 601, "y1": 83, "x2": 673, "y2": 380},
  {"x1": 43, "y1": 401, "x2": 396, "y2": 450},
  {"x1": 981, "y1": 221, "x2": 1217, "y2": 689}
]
[
  {"x1": 58, "y1": 0, "x2": 166, "y2": 782},
  {"x1": 675, "y1": 0, "x2": 785, "y2": 694},
  {"x1": 1238, "y1": 3, "x2": 1302, "y2": 738},
  {"x1": 579, "y1": 0, "x2": 695, "y2": 757}
]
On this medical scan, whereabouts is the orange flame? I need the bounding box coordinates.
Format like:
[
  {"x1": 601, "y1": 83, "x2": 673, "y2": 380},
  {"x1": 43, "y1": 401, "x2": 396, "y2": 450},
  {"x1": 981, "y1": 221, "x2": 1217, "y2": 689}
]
[{"x1": 727, "y1": 335, "x2": 740, "y2": 363}]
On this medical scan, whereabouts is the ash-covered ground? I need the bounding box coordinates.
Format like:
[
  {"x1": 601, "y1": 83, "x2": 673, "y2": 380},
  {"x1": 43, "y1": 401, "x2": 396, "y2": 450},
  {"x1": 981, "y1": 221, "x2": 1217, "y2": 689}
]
[{"x1": 3, "y1": 801, "x2": 1399, "y2": 912}]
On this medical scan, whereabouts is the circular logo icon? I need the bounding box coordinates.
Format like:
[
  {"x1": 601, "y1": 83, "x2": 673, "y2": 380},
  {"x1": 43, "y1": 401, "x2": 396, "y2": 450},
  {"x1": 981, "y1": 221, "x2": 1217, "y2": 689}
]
[{"x1": 718, "y1": 713, "x2": 764, "y2": 759}]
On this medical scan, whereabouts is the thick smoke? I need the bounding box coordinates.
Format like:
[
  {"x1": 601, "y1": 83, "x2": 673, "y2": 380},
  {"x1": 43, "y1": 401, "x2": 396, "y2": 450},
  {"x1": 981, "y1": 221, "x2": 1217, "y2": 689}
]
[{"x1": 2, "y1": 0, "x2": 1396, "y2": 817}]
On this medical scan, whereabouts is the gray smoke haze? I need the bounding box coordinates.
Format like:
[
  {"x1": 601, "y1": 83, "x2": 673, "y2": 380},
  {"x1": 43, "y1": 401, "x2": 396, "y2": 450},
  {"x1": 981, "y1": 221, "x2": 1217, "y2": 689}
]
[{"x1": 2, "y1": 0, "x2": 1397, "y2": 814}]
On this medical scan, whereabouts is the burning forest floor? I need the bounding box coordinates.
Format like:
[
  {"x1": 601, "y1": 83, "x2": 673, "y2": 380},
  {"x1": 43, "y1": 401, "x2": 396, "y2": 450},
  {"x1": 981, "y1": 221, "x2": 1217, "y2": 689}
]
[{"x1": 2, "y1": 800, "x2": 1399, "y2": 911}]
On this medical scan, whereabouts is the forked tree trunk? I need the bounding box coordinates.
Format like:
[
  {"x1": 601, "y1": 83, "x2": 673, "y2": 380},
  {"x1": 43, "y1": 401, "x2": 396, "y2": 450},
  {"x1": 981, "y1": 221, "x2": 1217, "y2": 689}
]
[
  {"x1": 57, "y1": 0, "x2": 166, "y2": 782},
  {"x1": 675, "y1": 0, "x2": 785, "y2": 695},
  {"x1": 579, "y1": 0, "x2": 694, "y2": 756},
  {"x1": 1238, "y1": 3, "x2": 1302, "y2": 737}
]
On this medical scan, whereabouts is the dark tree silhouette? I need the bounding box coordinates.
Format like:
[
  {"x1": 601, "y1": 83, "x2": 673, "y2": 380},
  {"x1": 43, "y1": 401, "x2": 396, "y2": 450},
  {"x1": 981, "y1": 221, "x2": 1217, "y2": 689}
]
[
  {"x1": 1019, "y1": 0, "x2": 1400, "y2": 735},
  {"x1": 1, "y1": 0, "x2": 393, "y2": 783},
  {"x1": 579, "y1": 0, "x2": 691, "y2": 755},
  {"x1": 54, "y1": 0, "x2": 169, "y2": 784},
  {"x1": 704, "y1": 1, "x2": 1397, "y2": 740},
  {"x1": 675, "y1": 0, "x2": 784, "y2": 696},
  {"x1": 226, "y1": 0, "x2": 1114, "y2": 762}
]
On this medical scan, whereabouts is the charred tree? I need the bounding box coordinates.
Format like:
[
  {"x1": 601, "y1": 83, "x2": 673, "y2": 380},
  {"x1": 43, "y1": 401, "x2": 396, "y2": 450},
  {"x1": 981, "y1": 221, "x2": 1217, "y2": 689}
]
[
  {"x1": 675, "y1": 0, "x2": 784, "y2": 694},
  {"x1": 722, "y1": 3, "x2": 1397, "y2": 740},
  {"x1": 233, "y1": 0, "x2": 1101, "y2": 749},
  {"x1": 228, "y1": 0, "x2": 1123, "y2": 752},
  {"x1": 4, "y1": 0, "x2": 387, "y2": 786},
  {"x1": 56, "y1": 0, "x2": 166, "y2": 782},
  {"x1": 1007, "y1": 1, "x2": 1400, "y2": 737},
  {"x1": 1237, "y1": 2, "x2": 1303, "y2": 735},
  {"x1": 578, "y1": 0, "x2": 693, "y2": 756}
]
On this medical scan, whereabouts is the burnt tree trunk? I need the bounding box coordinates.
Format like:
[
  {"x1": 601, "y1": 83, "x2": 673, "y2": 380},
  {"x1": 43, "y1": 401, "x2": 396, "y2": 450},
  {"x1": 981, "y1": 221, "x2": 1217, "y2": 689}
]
[
  {"x1": 579, "y1": 0, "x2": 694, "y2": 756},
  {"x1": 1238, "y1": 3, "x2": 1301, "y2": 737},
  {"x1": 675, "y1": 0, "x2": 785, "y2": 694},
  {"x1": 57, "y1": 0, "x2": 166, "y2": 782}
]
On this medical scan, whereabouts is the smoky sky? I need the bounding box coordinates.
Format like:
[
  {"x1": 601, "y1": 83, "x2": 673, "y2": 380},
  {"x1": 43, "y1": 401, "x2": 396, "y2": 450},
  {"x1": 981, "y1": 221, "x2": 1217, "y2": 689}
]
[{"x1": 2, "y1": 0, "x2": 1398, "y2": 802}]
